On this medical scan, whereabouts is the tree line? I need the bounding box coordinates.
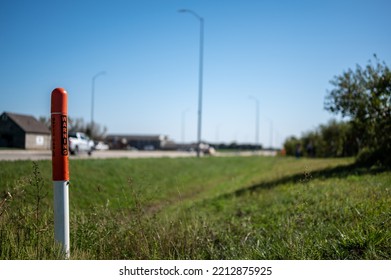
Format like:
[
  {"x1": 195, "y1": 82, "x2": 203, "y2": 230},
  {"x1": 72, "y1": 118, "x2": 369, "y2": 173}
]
[
  {"x1": 283, "y1": 119, "x2": 359, "y2": 158},
  {"x1": 283, "y1": 56, "x2": 390, "y2": 167},
  {"x1": 39, "y1": 116, "x2": 107, "y2": 141}
]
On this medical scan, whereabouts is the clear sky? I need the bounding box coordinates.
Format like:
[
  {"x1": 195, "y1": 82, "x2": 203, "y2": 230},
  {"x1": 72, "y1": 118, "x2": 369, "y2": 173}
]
[{"x1": 1, "y1": 0, "x2": 390, "y2": 147}]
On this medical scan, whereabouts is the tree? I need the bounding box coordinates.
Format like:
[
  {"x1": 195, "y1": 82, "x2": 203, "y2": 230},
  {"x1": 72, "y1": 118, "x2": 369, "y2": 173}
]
[
  {"x1": 324, "y1": 56, "x2": 391, "y2": 166},
  {"x1": 39, "y1": 116, "x2": 107, "y2": 141},
  {"x1": 68, "y1": 117, "x2": 107, "y2": 140},
  {"x1": 283, "y1": 136, "x2": 301, "y2": 157},
  {"x1": 317, "y1": 120, "x2": 359, "y2": 158}
]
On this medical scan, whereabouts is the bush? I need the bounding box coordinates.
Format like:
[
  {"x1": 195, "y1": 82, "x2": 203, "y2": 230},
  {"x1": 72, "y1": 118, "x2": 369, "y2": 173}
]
[
  {"x1": 356, "y1": 147, "x2": 391, "y2": 167},
  {"x1": 283, "y1": 119, "x2": 359, "y2": 158}
]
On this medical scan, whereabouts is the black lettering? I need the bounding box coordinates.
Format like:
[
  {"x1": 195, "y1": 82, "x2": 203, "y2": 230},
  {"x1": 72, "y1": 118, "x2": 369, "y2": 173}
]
[{"x1": 61, "y1": 115, "x2": 68, "y2": 156}]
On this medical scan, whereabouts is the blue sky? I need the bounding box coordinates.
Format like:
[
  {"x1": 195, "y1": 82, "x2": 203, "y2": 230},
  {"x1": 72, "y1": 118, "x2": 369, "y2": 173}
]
[{"x1": 1, "y1": 0, "x2": 390, "y2": 147}]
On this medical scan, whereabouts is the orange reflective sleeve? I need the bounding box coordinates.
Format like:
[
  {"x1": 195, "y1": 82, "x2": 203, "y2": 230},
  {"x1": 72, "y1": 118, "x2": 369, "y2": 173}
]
[{"x1": 51, "y1": 88, "x2": 69, "y2": 181}]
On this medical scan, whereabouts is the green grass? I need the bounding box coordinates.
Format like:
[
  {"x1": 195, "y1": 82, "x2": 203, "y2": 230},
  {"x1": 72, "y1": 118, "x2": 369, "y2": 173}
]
[{"x1": 0, "y1": 156, "x2": 390, "y2": 259}]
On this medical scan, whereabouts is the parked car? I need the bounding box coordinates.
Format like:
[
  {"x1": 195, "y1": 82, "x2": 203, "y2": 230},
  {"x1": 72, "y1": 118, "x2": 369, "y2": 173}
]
[
  {"x1": 203, "y1": 146, "x2": 216, "y2": 155},
  {"x1": 68, "y1": 132, "x2": 94, "y2": 155},
  {"x1": 94, "y1": 141, "x2": 109, "y2": 151}
]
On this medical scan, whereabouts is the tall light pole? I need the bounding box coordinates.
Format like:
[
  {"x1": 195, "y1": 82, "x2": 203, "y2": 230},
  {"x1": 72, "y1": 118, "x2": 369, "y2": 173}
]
[
  {"x1": 178, "y1": 9, "x2": 204, "y2": 157},
  {"x1": 91, "y1": 71, "x2": 106, "y2": 137},
  {"x1": 249, "y1": 96, "x2": 260, "y2": 148}
]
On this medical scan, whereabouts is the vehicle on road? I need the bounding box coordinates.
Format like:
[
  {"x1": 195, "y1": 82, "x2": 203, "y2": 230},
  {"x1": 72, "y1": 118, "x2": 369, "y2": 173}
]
[
  {"x1": 68, "y1": 132, "x2": 94, "y2": 155},
  {"x1": 200, "y1": 143, "x2": 216, "y2": 156},
  {"x1": 94, "y1": 141, "x2": 109, "y2": 151}
]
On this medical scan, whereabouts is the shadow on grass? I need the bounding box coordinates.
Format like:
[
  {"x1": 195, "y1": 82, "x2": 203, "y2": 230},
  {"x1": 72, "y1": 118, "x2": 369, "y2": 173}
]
[{"x1": 228, "y1": 163, "x2": 390, "y2": 199}]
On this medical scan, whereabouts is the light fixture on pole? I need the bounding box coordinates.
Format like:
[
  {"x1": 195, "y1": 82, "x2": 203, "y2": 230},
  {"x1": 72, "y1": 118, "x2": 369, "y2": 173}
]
[{"x1": 178, "y1": 9, "x2": 204, "y2": 157}]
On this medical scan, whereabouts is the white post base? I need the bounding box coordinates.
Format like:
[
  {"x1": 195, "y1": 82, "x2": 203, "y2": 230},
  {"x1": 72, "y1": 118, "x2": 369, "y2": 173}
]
[{"x1": 53, "y1": 180, "x2": 70, "y2": 259}]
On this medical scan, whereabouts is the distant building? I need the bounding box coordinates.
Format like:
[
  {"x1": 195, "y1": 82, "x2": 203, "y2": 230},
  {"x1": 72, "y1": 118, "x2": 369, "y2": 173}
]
[
  {"x1": 0, "y1": 112, "x2": 51, "y2": 150},
  {"x1": 105, "y1": 134, "x2": 175, "y2": 150}
]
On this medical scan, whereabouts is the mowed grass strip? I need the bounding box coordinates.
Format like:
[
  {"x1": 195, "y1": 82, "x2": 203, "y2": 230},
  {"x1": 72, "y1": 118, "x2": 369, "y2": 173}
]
[
  {"x1": 0, "y1": 156, "x2": 389, "y2": 259},
  {"x1": 0, "y1": 156, "x2": 350, "y2": 211},
  {"x1": 183, "y1": 168, "x2": 391, "y2": 259}
]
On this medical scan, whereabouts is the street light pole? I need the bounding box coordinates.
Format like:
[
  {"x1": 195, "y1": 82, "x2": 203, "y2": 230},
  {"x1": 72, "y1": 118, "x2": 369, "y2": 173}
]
[
  {"x1": 249, "y1": 96, "x2": 260, "y2": 148},
  {"x1": 91, "y1": 71, "x2": 106, "y2": 137},
  {"x1": 178, "y1": 9, "x2": 204, "y2": 157}
]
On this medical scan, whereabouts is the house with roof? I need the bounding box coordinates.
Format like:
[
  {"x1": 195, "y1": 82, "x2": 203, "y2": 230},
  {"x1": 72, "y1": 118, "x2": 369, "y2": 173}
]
[{"x1": 0, "y1": 112, "x2": 51, "y2": 150}]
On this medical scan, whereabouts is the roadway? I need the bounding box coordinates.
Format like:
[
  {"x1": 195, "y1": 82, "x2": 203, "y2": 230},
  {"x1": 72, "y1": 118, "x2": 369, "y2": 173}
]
[{"x1": 0, "y1": 149, "x2": 277, "y2": 161}]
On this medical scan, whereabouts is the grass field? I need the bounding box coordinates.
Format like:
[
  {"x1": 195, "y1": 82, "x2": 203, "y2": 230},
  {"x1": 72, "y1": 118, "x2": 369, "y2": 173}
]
[{"x1": 0, "y1": 156, "x2": 390, "y2": 259}]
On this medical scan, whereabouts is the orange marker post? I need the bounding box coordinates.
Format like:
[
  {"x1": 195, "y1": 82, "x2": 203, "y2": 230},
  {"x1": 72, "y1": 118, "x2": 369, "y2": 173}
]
[{"x1": 51, "y1": 88, "x2": 70, "y2": 258}]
